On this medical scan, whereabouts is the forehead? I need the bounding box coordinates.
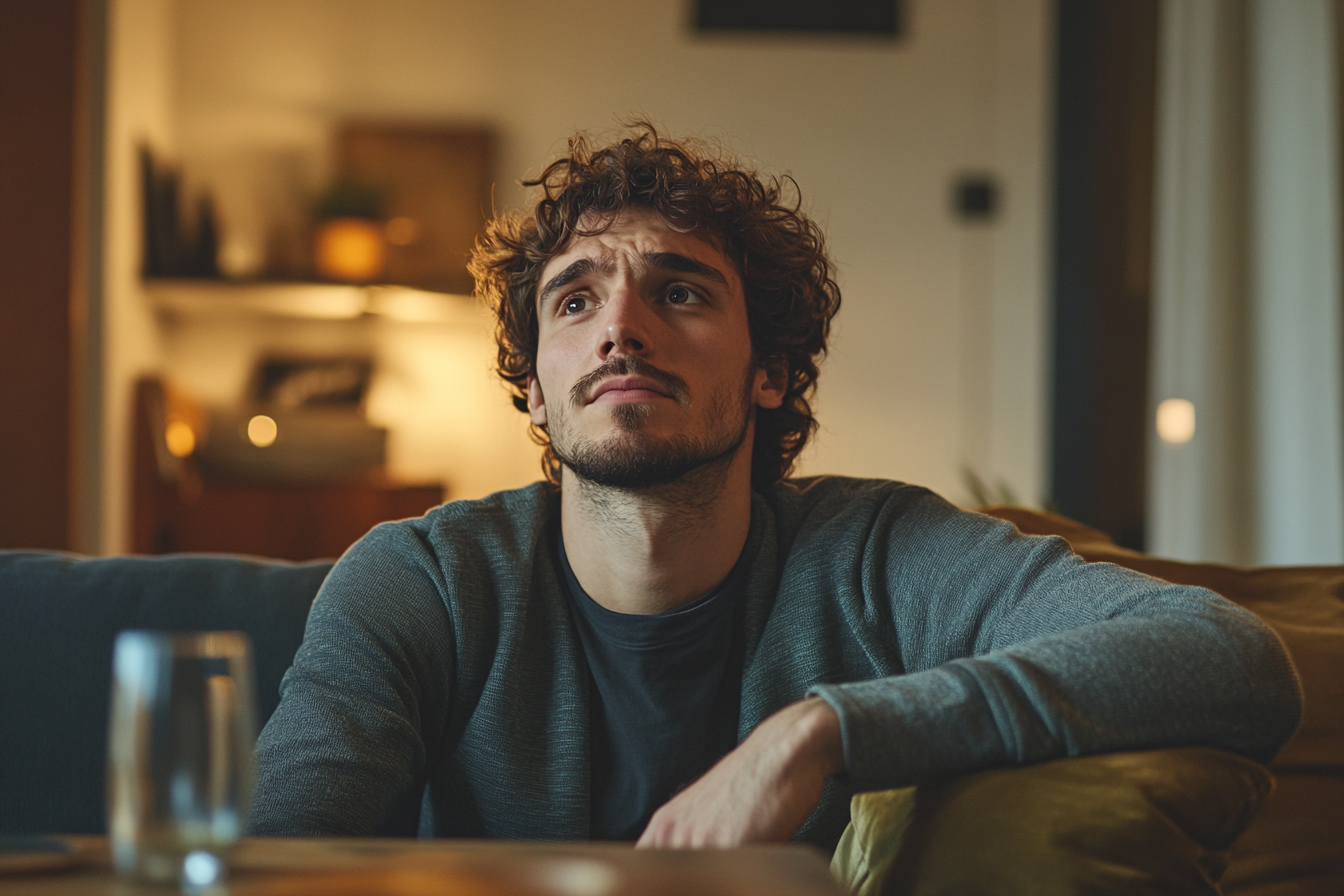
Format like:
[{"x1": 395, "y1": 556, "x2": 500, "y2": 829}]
[{"x1": 538, "y1": 207, "x2": 740, "y2": 294}]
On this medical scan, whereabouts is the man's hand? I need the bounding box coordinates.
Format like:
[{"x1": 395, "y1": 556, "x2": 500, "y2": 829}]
[{"x1": 635, "y1": 697, "x2": 844, "y2": 848}]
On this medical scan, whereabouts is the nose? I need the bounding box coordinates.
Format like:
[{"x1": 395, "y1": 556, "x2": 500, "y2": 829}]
[{"x1": 598, "y1": 286, "x2": 652, "y2": 360}]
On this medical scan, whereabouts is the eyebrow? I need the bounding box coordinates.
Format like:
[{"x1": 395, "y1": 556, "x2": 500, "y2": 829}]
[
  {"x1": 538, "y1": 258, "x2": 611, "y2": 306},
  {"x1": 537, "y1": 252, "x2": 729, "y2": 306},
  {"x1": 643, "y1": 252, "x2": 729, "y2": 286}
]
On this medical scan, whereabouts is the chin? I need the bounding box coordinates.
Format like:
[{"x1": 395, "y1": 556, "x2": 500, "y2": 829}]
[
  {"x1": 607, "y1": 400, "x2": 657, "y2": 431},
  {"x1": 557, "y1": 425, "x2": 747, "y2": 491}
]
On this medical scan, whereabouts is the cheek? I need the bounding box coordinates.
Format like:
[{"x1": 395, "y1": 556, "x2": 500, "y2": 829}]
[{"x1": 534, "y1": 335, "x2": 583, "y2": 401}]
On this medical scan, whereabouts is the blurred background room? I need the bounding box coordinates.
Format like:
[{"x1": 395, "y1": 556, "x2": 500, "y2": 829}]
[{"x1": 4, "y1": 0, "x2": 1343, "y2": 567}]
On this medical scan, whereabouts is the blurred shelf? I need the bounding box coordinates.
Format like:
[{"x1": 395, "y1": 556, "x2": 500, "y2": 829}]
[
  {"x1": 144, "y1": 278, "x2": 483, "y2": 325},
  {"x1": 134, "y1": 378, "x2": 445, "y2": 560}
]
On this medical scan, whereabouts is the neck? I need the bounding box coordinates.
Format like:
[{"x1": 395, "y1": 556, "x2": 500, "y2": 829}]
[{"x1": 560, "y1": 443, "x2": 755, "y2": 615}]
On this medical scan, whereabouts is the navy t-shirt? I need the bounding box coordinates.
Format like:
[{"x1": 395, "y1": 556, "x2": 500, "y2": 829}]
[{"x1": 558, "y1": 535, "x2": 748, "y2": 841}]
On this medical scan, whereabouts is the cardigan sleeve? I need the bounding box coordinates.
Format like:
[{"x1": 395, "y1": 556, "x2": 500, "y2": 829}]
[
  {"x1": 250, "y1": 521, "x2": 457, "y2": 836},
  {"x1": 807, "y1": 490, "x2": 1303, "y2": 793}
]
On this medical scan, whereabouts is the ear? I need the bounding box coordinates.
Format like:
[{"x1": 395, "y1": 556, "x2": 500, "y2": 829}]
[
  {"x1": 753, "y1": 359, "x2": 787, "y2": 410},
  {"x1": 527, "y1": 376, "x2": 548, "y2": 425}
]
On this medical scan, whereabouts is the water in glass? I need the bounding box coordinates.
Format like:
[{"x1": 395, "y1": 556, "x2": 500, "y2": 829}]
[{"x1": 107, "y1": 631, "x2": 257, "y2": 886}]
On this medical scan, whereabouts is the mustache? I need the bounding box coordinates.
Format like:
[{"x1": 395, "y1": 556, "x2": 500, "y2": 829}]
[{"x1": 569, "y1": 356, "x2": 691, "y2": 406}]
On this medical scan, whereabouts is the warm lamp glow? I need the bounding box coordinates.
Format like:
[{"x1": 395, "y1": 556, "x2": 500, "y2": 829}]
[
  {"x1": 1156, "y1": 398, "x2": 1196, "y2": 444},
  {"x1": 314, "y1": 217, "x2": 386, "y2": 282},
  {"x1": 164, "y1": 419, "x2": 196, "y2": 457},
  {"x1": 247, "y1": 415, "x2": 278, "y2": 447}
]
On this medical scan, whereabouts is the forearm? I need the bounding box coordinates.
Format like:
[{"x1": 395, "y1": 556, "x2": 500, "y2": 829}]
[
  {"x1": 760, "y1": 696, "x2": 846, "y2": 783},
  {"x1": 810, "y1": 594, "x2": 1302, "y2": 792}
]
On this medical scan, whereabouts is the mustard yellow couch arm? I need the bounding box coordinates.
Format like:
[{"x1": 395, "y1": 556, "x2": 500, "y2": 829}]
[{"x1": 832, "y1": 747, "x2": 1273, "y2": 896}]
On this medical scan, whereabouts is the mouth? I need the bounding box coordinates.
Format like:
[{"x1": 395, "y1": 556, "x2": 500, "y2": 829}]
[
  {"x1": 589, "y1": 376, "x2": 672, "y2": 404},
  {"x1": 571, "y1": 358, "x2": 690, "y2": 407}
]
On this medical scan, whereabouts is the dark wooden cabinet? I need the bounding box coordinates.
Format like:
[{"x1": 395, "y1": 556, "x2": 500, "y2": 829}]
[
  {"x1": 137, "y1": 478, "x2": 443, "y2": 561},
  {"x1": 133, "y1": 379, "x2": 443, "y2": 560}
]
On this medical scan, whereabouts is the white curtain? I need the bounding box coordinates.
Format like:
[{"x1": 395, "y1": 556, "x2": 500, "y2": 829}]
[{"x1": 1150, "y1": 0, "x2": 1344, "y2": 565}]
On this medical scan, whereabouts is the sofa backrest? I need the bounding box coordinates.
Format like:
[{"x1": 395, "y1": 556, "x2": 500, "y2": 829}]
[{"x1": 0, "y1": 550, "x2": 331, "y2": 835}]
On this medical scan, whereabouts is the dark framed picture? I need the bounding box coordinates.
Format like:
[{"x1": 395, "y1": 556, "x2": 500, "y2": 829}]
[
  {"x1": 694, "y1": 0, "x2": 902, "y2": 36},
  {"x1": 252, "y1": 356, "x2": 373, "y2": 411}
]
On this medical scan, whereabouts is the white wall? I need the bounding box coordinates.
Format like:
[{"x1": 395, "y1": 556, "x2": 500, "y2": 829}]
[
  {"x1": 101, "y1": 0, "x2": 1053, "y2": 545},
  {"x1": 100, "y1": 0, "x2": 176, "y2": 553}
]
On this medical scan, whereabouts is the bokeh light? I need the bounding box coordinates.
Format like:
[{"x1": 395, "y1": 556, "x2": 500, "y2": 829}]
[
  {"x1": 165, "y1": 419, "x2": 196, "y2": 457},
  {"x1": 247, "y1": 414, "x2": 278, "y2": 447},
  {"x1": 1156, "y1": 398, "x2": 1196, "y2": 444}
]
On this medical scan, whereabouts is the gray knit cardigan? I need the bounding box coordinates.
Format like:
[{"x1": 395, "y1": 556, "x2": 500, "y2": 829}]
[{"x1": 251, "y1": 477, "x2": 1302, "y2": 850}]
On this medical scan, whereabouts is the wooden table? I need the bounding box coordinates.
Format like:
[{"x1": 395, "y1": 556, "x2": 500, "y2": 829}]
[{"x1": 0, "y1": 837, "x2": 844, "y2": 895}]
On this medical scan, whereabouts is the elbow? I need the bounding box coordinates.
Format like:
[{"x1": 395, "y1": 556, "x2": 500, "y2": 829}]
[{"x1": 1232, "y1": 623, "x2": 1304, "y2": 765}]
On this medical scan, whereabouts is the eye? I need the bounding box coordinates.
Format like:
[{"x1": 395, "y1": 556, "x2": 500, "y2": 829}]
[
  {"x1": 665, "y1": 285, "x2": 705, "y2": 305},
  {"x1": 561, "y1": 294, "x2": 592, "y2": 315}
]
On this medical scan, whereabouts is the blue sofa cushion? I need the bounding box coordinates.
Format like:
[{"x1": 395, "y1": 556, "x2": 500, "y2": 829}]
[{"x1": 0, "y1": 550, "x2": 330, "y2": 835}]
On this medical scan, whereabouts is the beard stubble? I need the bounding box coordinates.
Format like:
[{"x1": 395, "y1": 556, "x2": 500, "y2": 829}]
[{"x1": 548, "y1": 357, "x2": 756, "y2": 490}]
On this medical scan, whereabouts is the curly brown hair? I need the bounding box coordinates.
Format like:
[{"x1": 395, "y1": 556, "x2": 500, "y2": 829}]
[{"x1": 468, "y1": 124, "x2": 841, "y2": 489}]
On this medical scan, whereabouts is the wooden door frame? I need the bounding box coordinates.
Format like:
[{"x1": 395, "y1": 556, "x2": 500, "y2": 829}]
[{"x1": 0, "y1": 0, "x2": 105, "y2": 551}]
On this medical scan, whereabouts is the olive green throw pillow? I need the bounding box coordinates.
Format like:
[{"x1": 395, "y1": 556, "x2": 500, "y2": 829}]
[{"x1": 832, "y1": 748, "x2": 1273, "y2": 896}]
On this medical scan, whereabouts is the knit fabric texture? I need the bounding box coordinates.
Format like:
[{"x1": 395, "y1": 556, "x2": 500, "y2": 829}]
[{"x1": 251, "y1": 477, "x2": 1302, "y2": 851}]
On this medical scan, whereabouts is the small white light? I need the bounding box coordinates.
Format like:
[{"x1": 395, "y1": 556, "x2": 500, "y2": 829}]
[
  {"x1": 1156, "y1": 398, "x2": 1196, "y2": 444},
  {"x1": 182, "y1": 850, "x2": 222, "y2": 886},
  {"x1": 247, "y1": 414, "x2": 278, "y2": 447}
]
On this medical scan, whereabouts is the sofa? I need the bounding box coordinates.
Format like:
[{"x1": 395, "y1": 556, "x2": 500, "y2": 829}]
[
  {"x1": 0, "y1": 551, "x2": 328, "y2": 836},
  {"x1": 1, "y1": 507, "x2": 1340, "y2": 894}
]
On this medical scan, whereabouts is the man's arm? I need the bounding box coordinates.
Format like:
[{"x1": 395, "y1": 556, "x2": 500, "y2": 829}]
[
  {"x1": 811, "y1": 521, "x2": 1302, "y2": 794},
  {"x1": 637, "y1": 490, "x2": 1302, "y2": 846}
]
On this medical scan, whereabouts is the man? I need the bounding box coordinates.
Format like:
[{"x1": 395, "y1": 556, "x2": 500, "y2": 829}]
[{"x1": 252, "y1": 125, "x2": 1301, "y2": 850}]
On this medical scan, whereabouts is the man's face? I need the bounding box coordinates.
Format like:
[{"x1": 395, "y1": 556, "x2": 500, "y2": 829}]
[{"x1": 528, "y1": 206, "x2": 784, "y2": 489}]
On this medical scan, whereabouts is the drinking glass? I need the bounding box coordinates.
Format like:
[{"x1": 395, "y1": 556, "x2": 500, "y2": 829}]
[{"x1": 107, "y1": 631, "x2": 257, "y2": 886}]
